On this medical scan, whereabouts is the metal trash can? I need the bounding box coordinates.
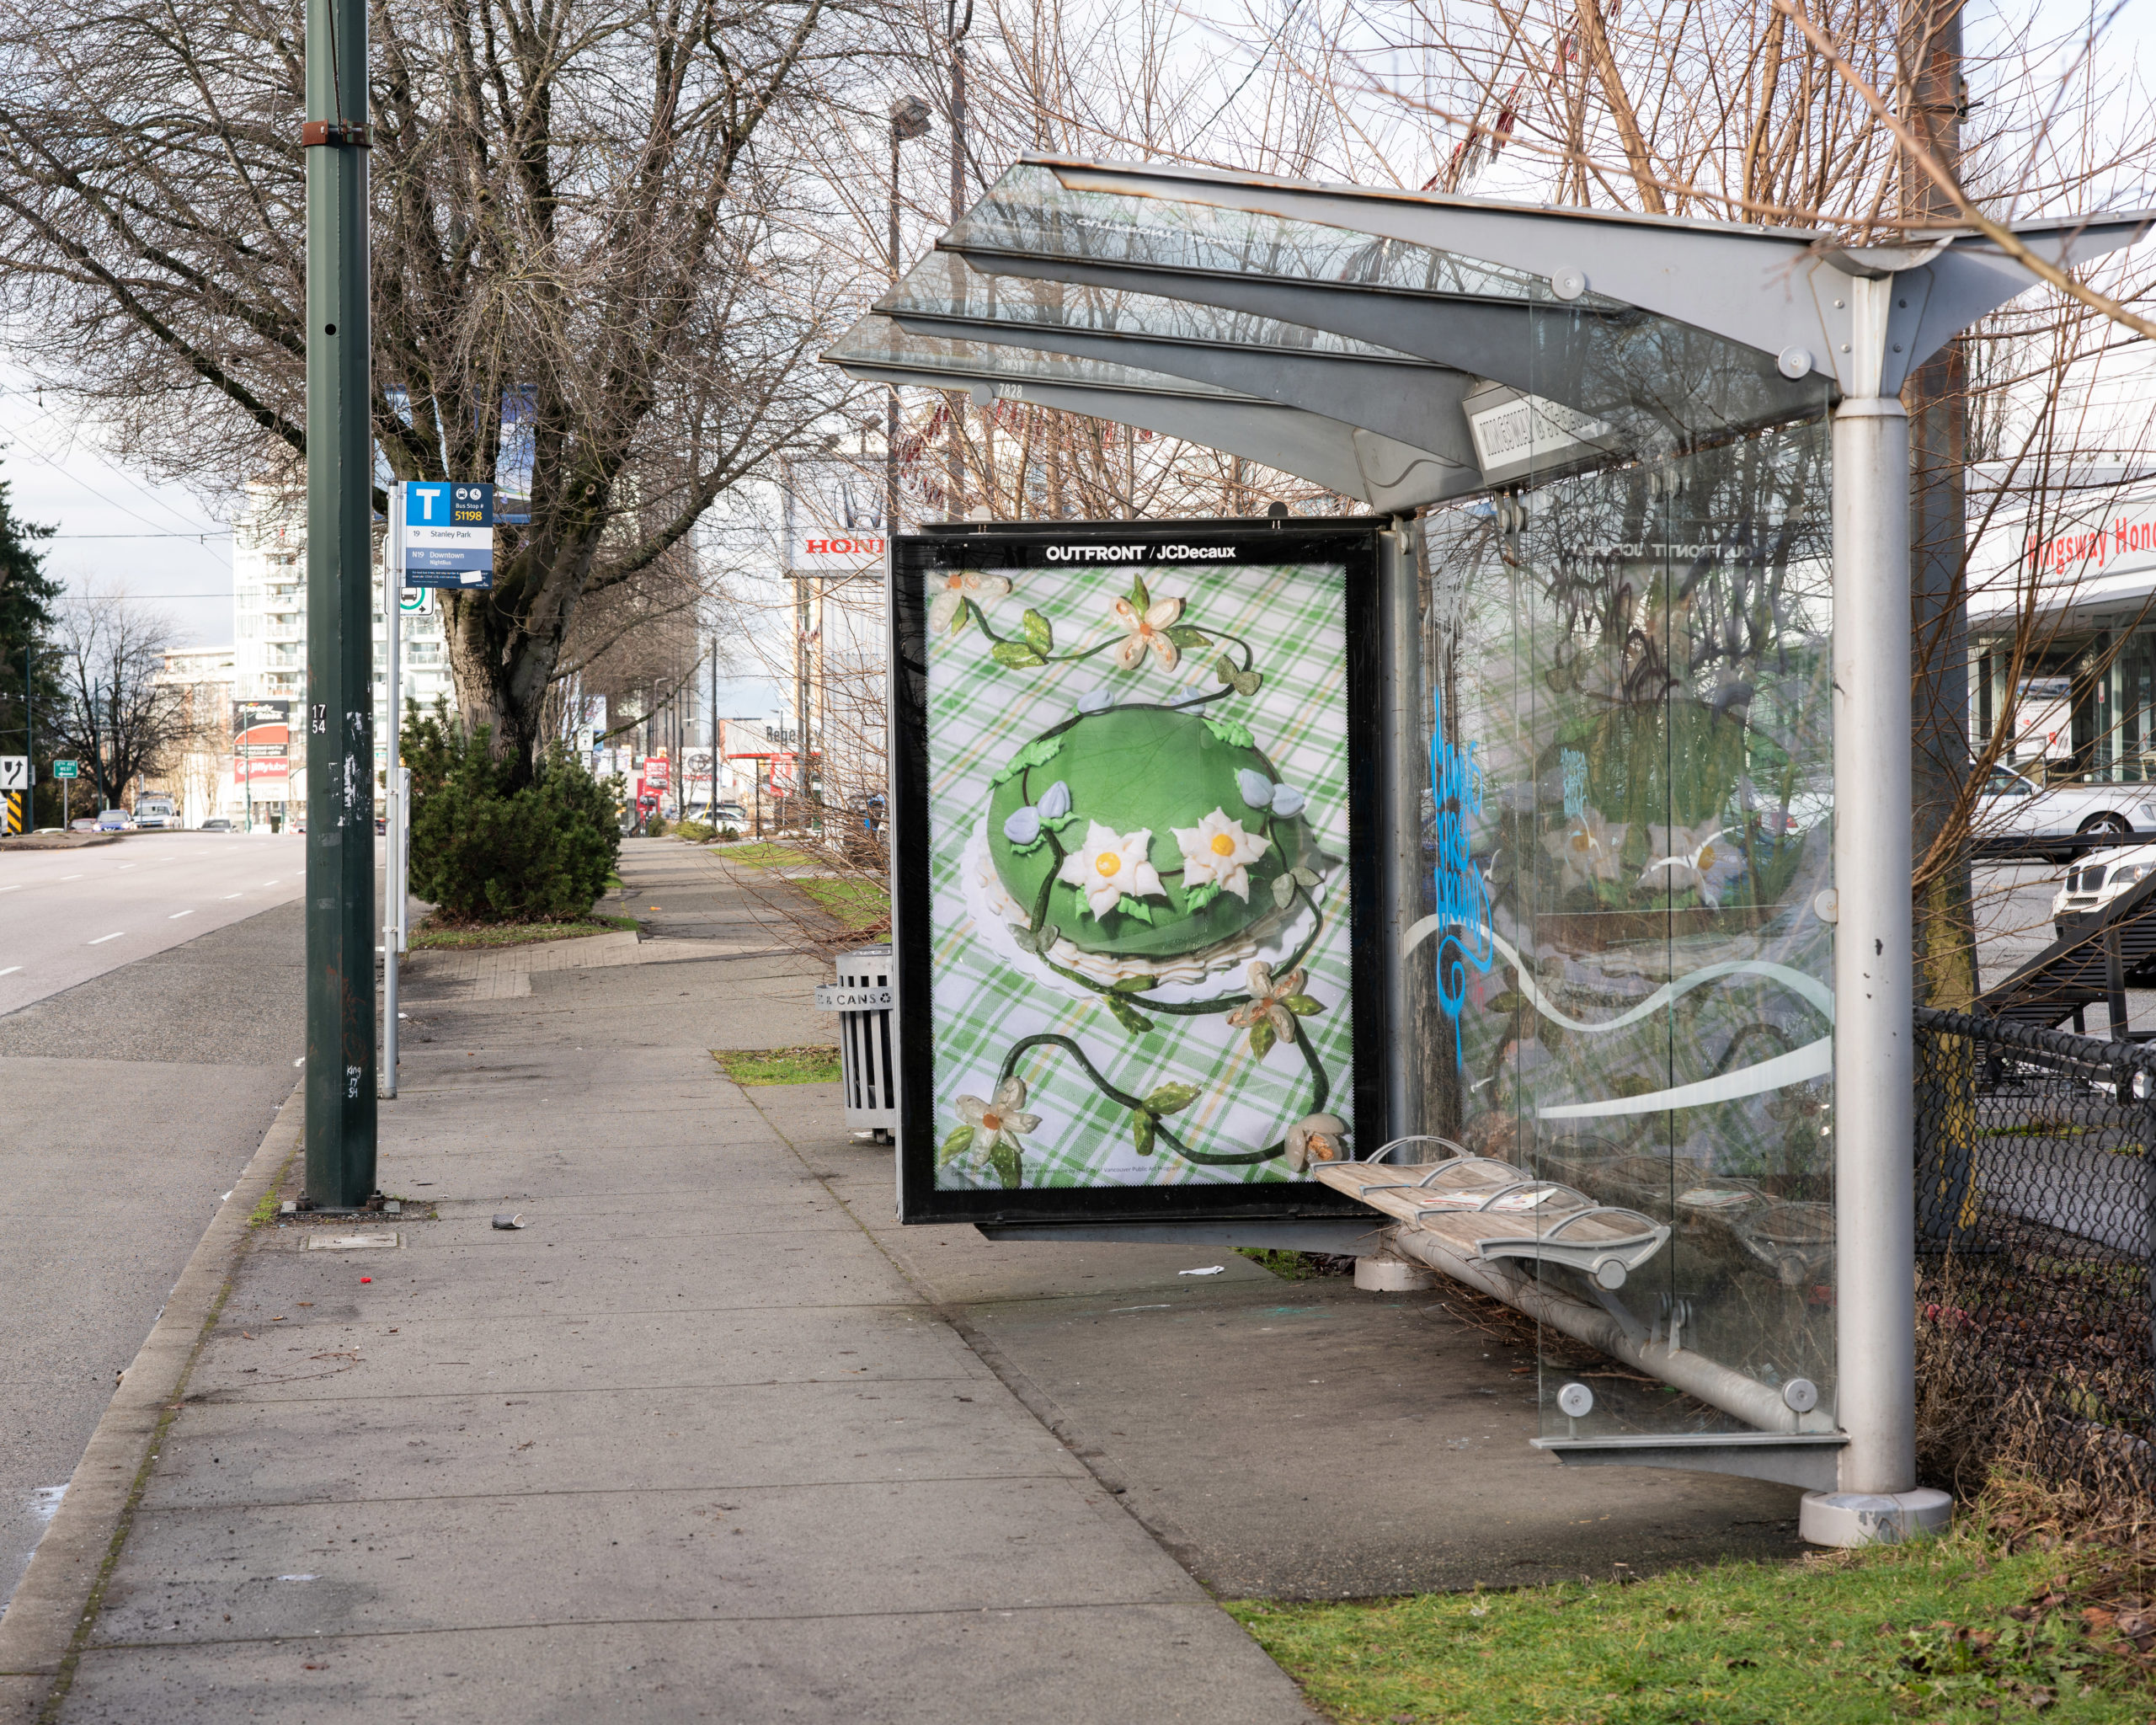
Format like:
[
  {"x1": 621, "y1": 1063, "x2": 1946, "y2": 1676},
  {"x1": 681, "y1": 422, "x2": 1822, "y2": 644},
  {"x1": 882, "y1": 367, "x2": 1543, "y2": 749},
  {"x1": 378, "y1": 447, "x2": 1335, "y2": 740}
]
[{"x1": 815, "y1": 943, "x2": 896, "y2": 1140}]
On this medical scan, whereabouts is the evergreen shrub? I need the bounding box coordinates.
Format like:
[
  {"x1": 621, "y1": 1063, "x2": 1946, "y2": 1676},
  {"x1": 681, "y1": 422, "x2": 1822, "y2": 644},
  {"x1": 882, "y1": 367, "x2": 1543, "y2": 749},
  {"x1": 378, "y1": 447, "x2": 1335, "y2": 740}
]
[{"x1": 404, "y1": 700, "x2": 622, "y2": 923}]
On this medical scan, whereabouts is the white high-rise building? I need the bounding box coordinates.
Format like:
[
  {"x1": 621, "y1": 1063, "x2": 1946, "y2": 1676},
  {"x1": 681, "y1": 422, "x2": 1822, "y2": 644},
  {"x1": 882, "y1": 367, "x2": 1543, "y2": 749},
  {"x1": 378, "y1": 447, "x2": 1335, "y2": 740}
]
[{"x1": 229, "y1": 483, "x2": 458, "y2": 820}]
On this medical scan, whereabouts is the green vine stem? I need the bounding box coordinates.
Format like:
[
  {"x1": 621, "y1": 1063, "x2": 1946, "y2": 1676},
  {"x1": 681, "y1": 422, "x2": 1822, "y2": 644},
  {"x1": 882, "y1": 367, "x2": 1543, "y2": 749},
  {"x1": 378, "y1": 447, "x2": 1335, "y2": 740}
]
[
  {"x1": 995, "y1": 1032, "x2": 1322, "y2": 1167},
  {"x1": 961, "y1": 599, "x2": 1258, "y2": 679}
]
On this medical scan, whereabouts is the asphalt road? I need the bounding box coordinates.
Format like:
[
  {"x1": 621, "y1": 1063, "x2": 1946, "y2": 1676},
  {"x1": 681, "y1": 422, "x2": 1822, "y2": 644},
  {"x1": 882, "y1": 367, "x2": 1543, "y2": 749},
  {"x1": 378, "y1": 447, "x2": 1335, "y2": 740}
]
[
  {"x1": 0, "y1": 836, "x2": 319, "y2": 1614},
  {"x1": 0, "y1": 830, "x2": 306, "y2": 1018}
]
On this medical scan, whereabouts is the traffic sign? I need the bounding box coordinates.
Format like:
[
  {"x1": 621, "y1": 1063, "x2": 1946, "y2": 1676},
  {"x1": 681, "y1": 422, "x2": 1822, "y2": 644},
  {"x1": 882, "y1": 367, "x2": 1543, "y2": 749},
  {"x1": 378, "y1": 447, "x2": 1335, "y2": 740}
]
[
  {"x1": 400, "y1": 481, "x2": 494, "y2": 590},
  {"x1": 53, "y1": 759, "x2": 79, "y2": 780},
  {"x1": 0, "y1": 756, "x2": 27, "y2": 792},
  {"x1": 398, "y1": 585, "x2": 433, "y2": 617}
]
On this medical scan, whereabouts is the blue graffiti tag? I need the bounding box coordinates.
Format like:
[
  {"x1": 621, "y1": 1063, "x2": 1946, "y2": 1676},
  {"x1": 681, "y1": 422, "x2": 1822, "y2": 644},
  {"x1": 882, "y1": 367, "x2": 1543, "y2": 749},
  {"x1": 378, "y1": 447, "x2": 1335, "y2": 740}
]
[{"x1": 1430, "y1": 708, "x2": 1495, "y2": 1064}]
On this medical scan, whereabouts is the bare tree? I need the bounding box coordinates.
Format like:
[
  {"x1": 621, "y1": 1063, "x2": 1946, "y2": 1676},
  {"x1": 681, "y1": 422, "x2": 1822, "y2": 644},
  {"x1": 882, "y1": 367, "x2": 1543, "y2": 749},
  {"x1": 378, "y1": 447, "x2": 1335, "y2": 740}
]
[
  {"x1": 0, "y1": 0, "x2": 883, "y2": 782},
  {"x1": 48, "y1": 591, "x2": 192, "y2": 813}
]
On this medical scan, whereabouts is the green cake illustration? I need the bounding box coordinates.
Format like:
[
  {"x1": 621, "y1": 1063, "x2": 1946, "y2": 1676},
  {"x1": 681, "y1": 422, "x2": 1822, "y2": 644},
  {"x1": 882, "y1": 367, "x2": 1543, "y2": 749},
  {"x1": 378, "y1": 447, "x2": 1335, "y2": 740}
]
[{"x1": 985, "y1": 703, "x2": 1308, "y2": 961}]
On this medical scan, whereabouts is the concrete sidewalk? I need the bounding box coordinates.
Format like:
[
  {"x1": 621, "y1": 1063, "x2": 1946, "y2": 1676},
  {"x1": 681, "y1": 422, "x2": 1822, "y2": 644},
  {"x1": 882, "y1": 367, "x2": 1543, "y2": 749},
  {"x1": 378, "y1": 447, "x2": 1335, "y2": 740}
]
[{"x1": 5, "y1": 842, "x2": 1315, "y2": 1723}]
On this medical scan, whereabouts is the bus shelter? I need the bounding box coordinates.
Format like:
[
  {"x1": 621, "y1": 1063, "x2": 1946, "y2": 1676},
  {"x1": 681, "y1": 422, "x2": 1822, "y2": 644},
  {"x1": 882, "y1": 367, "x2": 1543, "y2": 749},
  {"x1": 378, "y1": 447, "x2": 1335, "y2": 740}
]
[{"x1": 828, "y1": 157, "x2": 2151, "y2": 1544}]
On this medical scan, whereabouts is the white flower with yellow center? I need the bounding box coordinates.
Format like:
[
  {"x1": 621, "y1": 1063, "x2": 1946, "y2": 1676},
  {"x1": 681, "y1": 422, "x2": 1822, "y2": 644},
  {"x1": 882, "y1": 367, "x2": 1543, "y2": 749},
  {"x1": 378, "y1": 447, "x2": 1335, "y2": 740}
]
[
  {"x1": 1639, "y1": 821, "x2": 1745, "y2": 908},
  {"x1": 1171, "y1": 806, "x2": 1271, "y2": 902},
  {"x1": 1542, "y1": 806, "x2": 1627, "y2": 889},
  {"x1": 1112, "y1": 593, "x2": 1185, "y2": 670},
  {"x1": 1056, "y1": 820, "x2": 1164, "y2": 921},
  {"x1": 953, "y1": 1076, "x2": 1042, "y2": 1156}
]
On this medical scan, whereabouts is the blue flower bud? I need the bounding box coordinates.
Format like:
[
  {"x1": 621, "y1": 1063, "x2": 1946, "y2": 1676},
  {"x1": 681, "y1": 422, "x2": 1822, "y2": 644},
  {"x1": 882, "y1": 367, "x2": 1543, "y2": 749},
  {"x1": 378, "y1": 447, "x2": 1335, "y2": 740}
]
[
  {"x1": 1236, "y1": 769, "x2": 1274, "y2": 809},
  {"x1": 1271, "y1": 782, "x2": 1307, "y2": 820},
  {"x1": 1037, "y1": 780, "x2": 1072, "y2": 820},
  {"x1": 1002, "y1": 806, "x2": 1042, "y2": 846},
  {"x1": 1075, "y1": 686, "x2": 1113, "y2": 714}
]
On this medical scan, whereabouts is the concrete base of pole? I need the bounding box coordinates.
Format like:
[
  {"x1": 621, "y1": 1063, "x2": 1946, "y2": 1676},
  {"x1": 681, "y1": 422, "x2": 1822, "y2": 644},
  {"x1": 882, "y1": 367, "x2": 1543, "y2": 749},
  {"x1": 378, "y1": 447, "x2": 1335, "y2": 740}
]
[
  {"x1": 1353, "y1": 1254, "x2": 1437, "y2": 1292},
  {"x1": 1799, "y1": 1488, "x2": 1953, "y2": 1547}
]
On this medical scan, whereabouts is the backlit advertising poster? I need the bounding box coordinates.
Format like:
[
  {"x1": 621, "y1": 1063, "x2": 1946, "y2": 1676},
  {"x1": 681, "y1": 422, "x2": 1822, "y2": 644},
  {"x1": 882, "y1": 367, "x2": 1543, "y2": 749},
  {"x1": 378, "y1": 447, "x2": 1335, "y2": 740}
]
[
  {"x1": 893, "y1": 521, "x2": 1384, "y2": 1224},
  {"x1": 232, "y1": 698, "x2": 291, "y2": 788}
]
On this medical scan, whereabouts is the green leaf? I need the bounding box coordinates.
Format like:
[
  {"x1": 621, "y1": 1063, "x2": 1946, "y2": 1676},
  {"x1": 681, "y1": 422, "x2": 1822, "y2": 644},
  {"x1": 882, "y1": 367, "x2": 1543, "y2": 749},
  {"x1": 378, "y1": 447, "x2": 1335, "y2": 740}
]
[
  {"x1": 1006, "y1": 922, "x2": 1040, "y2": 953},
  {"x1": 1182, "y1": 880, "x2": 1221, "y2": 913},
  {"x1": 1165, "y1": 624, "x2": 1213, "y2": 650},
  {"x1": 1129, "y1": 1109, "x2": 1156, "y2": 1157},
  {"x1": 1129, "y1": 574, "x2": 1152, "y2": 611},
  {"x1": 939, "y1": 1124, "x2": 976, "y2": 1167},
  {"x1": 1202, "y1": 714, "x2": 1254, "y2": 749},
  {"x1": 1105, "y1": 994, "x2": 1155, "y2": 1037},
  {"x1": 1291, "y1": 866, "x2": 1322, "y2": 888},
  {"x1": 1272, "y1": 873, "x2": 1298, "y2": 911},
  {"x1": 1116, "y1": 894, "x2": 1156, "y2": 924},
  {"x1": 1145, "y1": 1081, "x2": 1201, "y2": 1116},
  {"x1": 990, "y1": 733, "x2": 1064, "y2": 784},
  {"x1": 1212, "y1": 652, "x2": 1239, "y2": 686},
  {"x1": 1022, "y1": 608, "x2": 1054, "y2": 654},
  {"x1": 1248, "y1": 1017, "x2": 1278, "y2": 1060},
  {"x1": 991, "y1": 640, "x2": 1048, "y2": 670},
  {"x1": 950, "y1": 601, "x2": 974, "y2": 637},
  {"x1": 1231, "y1": 669, "x2": 1263, "y2": 697},
  {"x1": 988, "y1": 1141, "x2": 1022, "y2": 1189},
  {"x1": 1038, "y1": 922, "x2": 1061, "y2": 951},
  {"x1": 1110, "y1": 974, "x2": 1160, "y2": 994},
  {"x1": 1283, "y1": 993, "x2": 1326, "y2": 1017}
]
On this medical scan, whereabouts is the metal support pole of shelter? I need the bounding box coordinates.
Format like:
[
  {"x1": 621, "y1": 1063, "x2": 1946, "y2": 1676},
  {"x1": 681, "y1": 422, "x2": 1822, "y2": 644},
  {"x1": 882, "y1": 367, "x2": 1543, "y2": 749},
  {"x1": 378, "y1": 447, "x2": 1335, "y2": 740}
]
[{"x1": 302, "y1": 0, "x2": 377, "y2": 1206}]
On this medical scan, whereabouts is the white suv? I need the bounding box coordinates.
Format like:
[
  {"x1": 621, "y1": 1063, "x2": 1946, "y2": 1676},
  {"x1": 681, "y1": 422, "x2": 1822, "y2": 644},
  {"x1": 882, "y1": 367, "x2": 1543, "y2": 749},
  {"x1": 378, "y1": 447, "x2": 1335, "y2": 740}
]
[{"x1": 2052, "y1": 842, "x2": 2156, "y2": 937}]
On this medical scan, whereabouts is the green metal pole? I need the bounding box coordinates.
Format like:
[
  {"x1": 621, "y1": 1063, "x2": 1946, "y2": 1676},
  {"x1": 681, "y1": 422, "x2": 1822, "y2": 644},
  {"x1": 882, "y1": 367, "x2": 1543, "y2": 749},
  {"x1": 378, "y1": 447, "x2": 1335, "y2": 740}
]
[{"x1": 303, "y1": 0, "x2": 376, "y2": 1206}]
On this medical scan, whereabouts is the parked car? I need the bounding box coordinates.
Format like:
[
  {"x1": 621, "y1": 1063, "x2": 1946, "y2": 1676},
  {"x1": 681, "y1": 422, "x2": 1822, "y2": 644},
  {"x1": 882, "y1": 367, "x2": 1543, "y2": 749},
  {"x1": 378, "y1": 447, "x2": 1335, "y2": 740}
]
[
  {"x1": 94, "y1": 808, "x2": 134, "y2": 831},
  {"x1": 200, "y1": 817, "x2": 234, "y2": 832},
  {"x1": 1975, "y1": 761, "x2": 2156, "y2": 857},
  {"x1": 70, "y1": 817, "x2": 99, "y2": 832},
  {"x1": 2052, "y1": 842, "x2": 2156, "y2": 937},
  {"x1": 713, "y1": 801, "x2": 748, "y2": 827},
  {"x1": 133, "y1": 797, "x2": 176, "y2": 829}
]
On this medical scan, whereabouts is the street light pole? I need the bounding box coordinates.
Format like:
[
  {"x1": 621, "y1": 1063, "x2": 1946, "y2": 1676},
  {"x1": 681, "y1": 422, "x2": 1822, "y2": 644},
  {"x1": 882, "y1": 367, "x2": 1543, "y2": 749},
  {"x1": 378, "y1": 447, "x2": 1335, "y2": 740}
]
[
  {"x1": 302, "y1": 0, "x2": 377, "y2": 1207},
  {"x1": 885, "y1": 95, "x2": 933, "y2": 538}
]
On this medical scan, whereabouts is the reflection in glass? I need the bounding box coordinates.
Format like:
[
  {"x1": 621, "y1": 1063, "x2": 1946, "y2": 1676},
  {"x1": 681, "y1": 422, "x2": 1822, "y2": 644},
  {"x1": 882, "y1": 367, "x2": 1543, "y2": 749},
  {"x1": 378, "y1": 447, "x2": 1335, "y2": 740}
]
[{"x1": 1425, "y1": 400, "x2": 1838, "y2": 1441}]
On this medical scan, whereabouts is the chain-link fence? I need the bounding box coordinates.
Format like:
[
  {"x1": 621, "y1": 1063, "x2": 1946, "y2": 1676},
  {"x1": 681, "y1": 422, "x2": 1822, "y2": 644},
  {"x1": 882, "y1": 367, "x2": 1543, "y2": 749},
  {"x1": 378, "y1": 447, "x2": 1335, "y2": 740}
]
[{"x1": 1913, "y1": 1007, "x2": 2156, "y2": 1507}]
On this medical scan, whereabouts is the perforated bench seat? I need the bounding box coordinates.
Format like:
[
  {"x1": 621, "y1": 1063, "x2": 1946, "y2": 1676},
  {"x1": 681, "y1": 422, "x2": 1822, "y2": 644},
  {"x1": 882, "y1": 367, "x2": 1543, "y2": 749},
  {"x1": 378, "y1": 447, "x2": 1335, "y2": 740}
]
[{"x1": 1314, "y1": 1152, "x2": 1671, "y2": 1290}]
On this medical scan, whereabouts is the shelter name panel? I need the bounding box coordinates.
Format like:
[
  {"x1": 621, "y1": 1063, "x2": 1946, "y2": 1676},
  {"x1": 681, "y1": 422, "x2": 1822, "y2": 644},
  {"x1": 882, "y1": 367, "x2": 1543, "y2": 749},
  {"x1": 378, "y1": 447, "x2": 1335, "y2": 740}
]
[{"x1": 894, "y1": 521, "x2": 1385, "y2": 1224}]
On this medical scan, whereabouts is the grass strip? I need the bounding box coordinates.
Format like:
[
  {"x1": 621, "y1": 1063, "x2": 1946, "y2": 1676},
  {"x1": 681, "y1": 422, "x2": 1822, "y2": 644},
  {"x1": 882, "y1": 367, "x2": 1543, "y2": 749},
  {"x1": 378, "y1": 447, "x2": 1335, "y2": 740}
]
[
  {"x1": 1228, "y1": 1522, "x2": 2156, "y2": 1724},
  {"x1": 408, "y1": 914, "x2": 638, "y2": 950},
  {"x1": 718, "y1": 841, "x2": 819, "y2": 869},
  {"x1": 800, "y1": 876, "x2": 890, "y2": 934},
  {"x1": 713, "y1": 1045, "x2": 842, "y2": 1086}
]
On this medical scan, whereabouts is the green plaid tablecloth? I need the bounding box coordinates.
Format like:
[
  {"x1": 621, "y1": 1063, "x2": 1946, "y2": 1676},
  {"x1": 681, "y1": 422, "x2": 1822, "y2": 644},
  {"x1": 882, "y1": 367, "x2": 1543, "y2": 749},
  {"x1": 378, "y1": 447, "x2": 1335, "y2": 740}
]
[{"x1": 923, "y1": 558, "x2": 1357, "y2": 1191}]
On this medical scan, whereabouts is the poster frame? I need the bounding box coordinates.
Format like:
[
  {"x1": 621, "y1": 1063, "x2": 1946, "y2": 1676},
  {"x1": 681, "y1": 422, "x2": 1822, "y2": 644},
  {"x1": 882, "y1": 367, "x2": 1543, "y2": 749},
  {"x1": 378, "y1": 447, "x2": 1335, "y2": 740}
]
[{"x1": 892, "y1": 518, "x2": 1387, "y2": 1226}]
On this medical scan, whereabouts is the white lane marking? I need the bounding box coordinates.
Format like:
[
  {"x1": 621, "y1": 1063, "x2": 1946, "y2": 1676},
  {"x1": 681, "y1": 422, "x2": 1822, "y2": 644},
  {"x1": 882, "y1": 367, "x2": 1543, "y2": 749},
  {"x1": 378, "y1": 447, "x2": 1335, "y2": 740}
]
[
  {"x1": 88, "y1": 932, "x2": 125, "y2": 945},
  {"x1": 0, "y1": 884, "x2": 19, "y2": 892},
  {"x1": 118, "y1": 864, "x2": 135, "y2": 870},
  {"x1": 222, "y1": 893, "x2": 243, "y2": 900},
  {"x1": 168, "y1": 910, "x2": 195, "y2": 920},
  {"x1": 0, "y1": 966, "x2": 20, "y2": 977},
  {"x1": 59, "y1": 874, "x2": 81, "y2": 881},
  {"x1": 263, "y1": 879, "x2": 280, "y2": 885}
]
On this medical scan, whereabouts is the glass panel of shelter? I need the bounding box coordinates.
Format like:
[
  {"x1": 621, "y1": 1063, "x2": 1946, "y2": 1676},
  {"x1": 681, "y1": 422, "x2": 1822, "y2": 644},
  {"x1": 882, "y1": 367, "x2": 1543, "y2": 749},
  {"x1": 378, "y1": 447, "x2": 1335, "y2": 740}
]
[{"x1": 1422, "y1": 286, "x2": 1838, "y2": 1442}]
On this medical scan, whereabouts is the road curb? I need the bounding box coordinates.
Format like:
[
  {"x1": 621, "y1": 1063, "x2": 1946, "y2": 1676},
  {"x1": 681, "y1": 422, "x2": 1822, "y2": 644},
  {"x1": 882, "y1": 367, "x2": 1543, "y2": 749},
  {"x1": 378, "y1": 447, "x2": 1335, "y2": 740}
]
[{"x1": 0, "y1": 1081, "x2": 303, "y2": 1718}]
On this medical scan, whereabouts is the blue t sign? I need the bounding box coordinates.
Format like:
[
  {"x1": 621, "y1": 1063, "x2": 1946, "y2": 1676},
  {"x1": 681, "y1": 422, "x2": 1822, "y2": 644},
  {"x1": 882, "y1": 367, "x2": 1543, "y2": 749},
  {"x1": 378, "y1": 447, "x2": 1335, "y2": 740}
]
[{"x1": 401, "y1": 481, "x2": 496, "y2": 588}]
